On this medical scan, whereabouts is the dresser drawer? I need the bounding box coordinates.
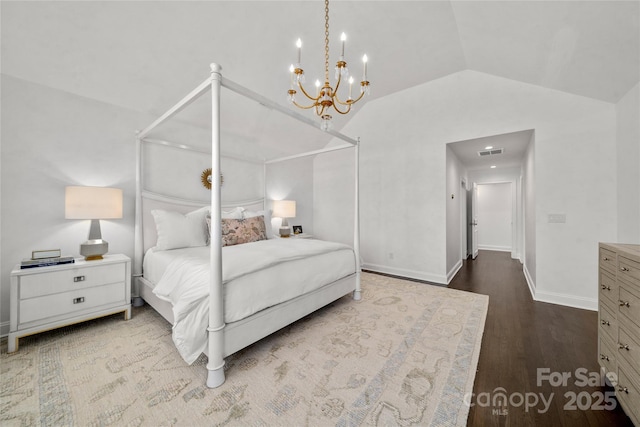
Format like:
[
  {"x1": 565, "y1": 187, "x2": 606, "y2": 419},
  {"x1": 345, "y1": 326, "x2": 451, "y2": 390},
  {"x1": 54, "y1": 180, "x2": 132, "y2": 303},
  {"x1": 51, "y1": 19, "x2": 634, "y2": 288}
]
[
  {"x1": 619, "y1": 286, "x2": 640, "y2": 330},
  {"x1": 600, "y1": 247, "x2": 617, "y2": 275},
  {"x1": 617, "y1": 362, "x2": 640, "y2": 426},
  {"x1": 19, "y1": 282, "x2": 126, "y2": 325},
  {"x1": 599, "y1": 302, "x2": 617, "y2": 343},
  {"x1": 620, "y1": 255, "x2": 640, "y2": 288},
  {"x1": 617, "y1": 325, "x2": 640, "y2": 370},
  {"x1": 598, "y1": 333, "x2": 617, "y2": 378},
  {"x1": 599, "y1": 270, "x2": 617, "y2": 306},
  {"x1": 20, "y1": 263, "x2": 126, "y2": 299}
]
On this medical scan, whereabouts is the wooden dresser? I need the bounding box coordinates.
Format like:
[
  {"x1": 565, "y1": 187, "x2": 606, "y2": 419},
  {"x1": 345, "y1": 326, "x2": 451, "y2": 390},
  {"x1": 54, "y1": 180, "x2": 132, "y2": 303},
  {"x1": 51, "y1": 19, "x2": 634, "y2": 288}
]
[{"x1": 598, "y1": 242, "x2": 640, "y2": 425}]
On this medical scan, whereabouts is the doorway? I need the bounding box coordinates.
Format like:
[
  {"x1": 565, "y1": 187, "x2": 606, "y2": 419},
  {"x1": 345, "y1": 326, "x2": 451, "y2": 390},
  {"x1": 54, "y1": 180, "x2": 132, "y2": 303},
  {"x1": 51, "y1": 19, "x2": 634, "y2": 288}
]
[{"x1": 476, "y1": 182, "x2": 513, "y2": 252}]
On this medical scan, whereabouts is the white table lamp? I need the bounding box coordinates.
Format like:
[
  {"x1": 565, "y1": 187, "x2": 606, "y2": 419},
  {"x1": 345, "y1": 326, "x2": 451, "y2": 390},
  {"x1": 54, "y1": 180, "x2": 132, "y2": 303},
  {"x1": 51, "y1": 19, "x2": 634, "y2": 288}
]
[
  {"x1": 65, "y1": 186, "x2": 123, "y2": 260},
  {"x1": 273, "y1": 200, "x2": 296, "y2": 238}
]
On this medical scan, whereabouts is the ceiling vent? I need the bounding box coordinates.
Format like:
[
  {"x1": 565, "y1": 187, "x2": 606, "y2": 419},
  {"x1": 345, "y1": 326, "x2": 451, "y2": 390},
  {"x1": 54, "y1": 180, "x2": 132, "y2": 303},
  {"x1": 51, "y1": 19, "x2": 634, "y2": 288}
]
[{"x1": 478, "y1": 148, "x2": 504, "y2": 157}]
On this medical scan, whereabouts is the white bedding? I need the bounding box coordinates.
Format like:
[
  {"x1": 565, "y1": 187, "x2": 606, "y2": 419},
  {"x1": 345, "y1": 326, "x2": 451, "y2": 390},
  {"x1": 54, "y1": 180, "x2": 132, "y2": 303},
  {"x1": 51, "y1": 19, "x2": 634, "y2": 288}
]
[{"x1": 146, "y1": 238, "x2": 356, "y2": 364}]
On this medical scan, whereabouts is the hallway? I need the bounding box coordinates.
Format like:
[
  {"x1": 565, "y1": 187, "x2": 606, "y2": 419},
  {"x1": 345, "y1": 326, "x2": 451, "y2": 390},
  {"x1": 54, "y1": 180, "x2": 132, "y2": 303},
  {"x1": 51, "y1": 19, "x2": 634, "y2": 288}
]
[{"x1": 449, "y1": 250, "x2": 633, "y2": 426}]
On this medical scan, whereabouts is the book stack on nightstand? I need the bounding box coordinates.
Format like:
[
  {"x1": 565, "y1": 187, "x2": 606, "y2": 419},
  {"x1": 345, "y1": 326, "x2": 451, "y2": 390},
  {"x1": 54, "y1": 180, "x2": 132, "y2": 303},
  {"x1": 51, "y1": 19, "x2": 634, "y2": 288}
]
[{"x1": 9, "y1": 254, "x2": 131, "y2": 352}]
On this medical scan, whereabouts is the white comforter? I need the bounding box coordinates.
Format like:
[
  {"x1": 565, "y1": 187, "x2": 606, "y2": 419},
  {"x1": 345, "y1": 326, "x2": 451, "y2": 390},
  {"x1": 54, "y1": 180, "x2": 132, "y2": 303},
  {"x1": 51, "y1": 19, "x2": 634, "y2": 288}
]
[{"x1": 152, "y1": 238, "x2": 356, "y2": 364}]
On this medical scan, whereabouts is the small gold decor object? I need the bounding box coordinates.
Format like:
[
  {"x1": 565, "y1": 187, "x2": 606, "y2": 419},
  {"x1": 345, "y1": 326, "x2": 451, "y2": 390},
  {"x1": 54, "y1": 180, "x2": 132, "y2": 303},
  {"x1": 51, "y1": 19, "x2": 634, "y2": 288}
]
[{"x1": 201, "y1": 168, "x2": 223, "y2": 190}]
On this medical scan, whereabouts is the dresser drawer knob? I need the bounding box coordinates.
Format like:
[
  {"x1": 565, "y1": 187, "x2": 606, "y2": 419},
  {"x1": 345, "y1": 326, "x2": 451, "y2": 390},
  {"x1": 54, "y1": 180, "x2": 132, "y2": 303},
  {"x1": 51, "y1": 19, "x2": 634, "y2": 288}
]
[
  {"x1": 600, "y1": 354, "x2": 610, "y2": 361},
  {"x1": 601, "y1": 285, "x2": 611, "y2": 291},
  {"x1": 603, "y1": 257, "x2": 610, "y2": 261},
  {"x1": 73, "y1": 297, "x2": 85, "y2": 304},
  {"x1": 618, "y1": 386, "x2": 629, "y2": 394},
  {"x1": 620, "y1": 267, "x2": 630, "y2": 272},
  {"x1": 618, "y1": 343, "x2": 630, "y2": 351},
  {"x1": 74, "y1": 275, "x2": 86, "y2": 282},
  {"x1": 619, "y1": 300, "x2": 630, "y2": 308},
  {"x1": 600, "y1": 320, "x2": 610, "y2": 326}
]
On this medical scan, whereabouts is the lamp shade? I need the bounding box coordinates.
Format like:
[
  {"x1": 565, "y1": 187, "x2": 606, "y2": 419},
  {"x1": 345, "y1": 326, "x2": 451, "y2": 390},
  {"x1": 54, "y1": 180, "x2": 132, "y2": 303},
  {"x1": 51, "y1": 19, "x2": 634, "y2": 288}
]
[
  {"x1": 65, "y1": 186, "x2": 123, "y2": 219},
  {"x1": 272, "y1": 200, "x2": 296, "y2": 218}
]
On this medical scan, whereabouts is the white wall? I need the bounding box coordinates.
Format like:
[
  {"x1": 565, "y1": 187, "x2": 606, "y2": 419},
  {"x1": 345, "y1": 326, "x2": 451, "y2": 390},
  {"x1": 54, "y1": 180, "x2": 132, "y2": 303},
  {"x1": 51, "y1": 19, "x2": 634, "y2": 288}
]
[
  {"x1": 267, "y1": 157, "x2": 315, "y2": 236},
  {"x1": 445, "y1": 145, "x2": 466, "y2": 281},
  {"x1": 315, "y1": 70, "x2": 616, "y2": 309},
  {"x1": 616, "y1": 83, "x2": 640, "y2": 244},
  {"x1": 476, "y1": 183, "x2": 512, "y2": 252},
  {"x1": 1, "y1": 75, "x2": 141, "y2": 332},
  {"x1": 522, "y1": 133, "x2": 537, "y2": 290}
]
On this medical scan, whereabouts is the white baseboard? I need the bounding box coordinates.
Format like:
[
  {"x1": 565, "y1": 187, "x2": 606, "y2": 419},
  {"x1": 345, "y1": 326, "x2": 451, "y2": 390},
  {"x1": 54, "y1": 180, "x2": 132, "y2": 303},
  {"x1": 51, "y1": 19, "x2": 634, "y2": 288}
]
[
  {"x1": 446, "y1": 259, "x2": 463, "y2": 284},
  {"x1": 522, "y1": 264, "x2": 597, "y2": 311},
  {"x1": 361, "y1": 262, "x2": 447, "y2": 285},
  {"x1": 478, "y1": 245, "x2": 511, "y2": 252},
  {"x1": 534, "y1": 290, "x2": 598, "y2": 311},
  {"x1": 523, "y1": 263, "x2": 536, "y2": 300}
]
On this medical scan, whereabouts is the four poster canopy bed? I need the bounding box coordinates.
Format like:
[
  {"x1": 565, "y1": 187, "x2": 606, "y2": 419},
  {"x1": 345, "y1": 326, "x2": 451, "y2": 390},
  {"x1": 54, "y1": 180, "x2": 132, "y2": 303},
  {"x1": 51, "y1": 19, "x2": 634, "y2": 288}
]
[{"x1": 134, "y1": 63, "x2": 362, "y2": 388}]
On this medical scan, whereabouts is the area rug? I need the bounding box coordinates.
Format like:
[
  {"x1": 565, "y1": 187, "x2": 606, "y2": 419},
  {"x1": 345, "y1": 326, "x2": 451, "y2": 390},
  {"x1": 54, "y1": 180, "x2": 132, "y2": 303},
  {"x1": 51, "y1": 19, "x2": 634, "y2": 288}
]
[{"x1": 1, "y1": 272, "x2": 488, "y2": 426}]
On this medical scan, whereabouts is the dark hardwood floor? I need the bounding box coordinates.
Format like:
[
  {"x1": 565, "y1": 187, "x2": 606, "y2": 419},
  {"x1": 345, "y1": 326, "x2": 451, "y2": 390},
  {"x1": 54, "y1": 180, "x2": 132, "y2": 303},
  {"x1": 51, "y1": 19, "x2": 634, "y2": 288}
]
[{"x1": 448, "y1": 250, "x2": 634, "y2": 427}]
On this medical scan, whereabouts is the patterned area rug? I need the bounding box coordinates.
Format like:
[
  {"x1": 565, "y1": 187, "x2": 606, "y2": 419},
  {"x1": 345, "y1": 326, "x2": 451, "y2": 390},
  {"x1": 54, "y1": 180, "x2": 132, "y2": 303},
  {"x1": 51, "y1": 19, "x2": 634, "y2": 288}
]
[{"x1": 1, "y1": 272, "x2": 488, "y2": 426}]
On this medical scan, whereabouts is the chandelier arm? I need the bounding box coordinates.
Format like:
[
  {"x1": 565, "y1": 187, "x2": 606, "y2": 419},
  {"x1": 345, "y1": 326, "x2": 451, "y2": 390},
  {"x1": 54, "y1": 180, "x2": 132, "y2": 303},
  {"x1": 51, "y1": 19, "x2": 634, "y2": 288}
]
[
  {"x1": 297, "y1": 82, "x2": 320, "y2": 102},
  {"x1": 333, "y1": 69, "x2": 343, "y2": 94},
  {"x1": 348, "y1": 89, "x2": 367, "y2": 104},
  {"x1": 292, "y1": 99, "x2": 320, "y2": 110},
  {"x1": 333, "y1": 86, "x2": 354, "y2": 106},
  {"x1": 332, "y1": 101, "x2": 351, "y2": 115}
]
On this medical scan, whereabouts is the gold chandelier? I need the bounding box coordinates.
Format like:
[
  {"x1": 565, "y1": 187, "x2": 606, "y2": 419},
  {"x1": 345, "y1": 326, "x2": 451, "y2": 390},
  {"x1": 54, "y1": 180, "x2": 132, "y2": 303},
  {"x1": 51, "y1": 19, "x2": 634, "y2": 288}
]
[{"x1": 288, "y1": 0, "x2": 370, "y2": 131}]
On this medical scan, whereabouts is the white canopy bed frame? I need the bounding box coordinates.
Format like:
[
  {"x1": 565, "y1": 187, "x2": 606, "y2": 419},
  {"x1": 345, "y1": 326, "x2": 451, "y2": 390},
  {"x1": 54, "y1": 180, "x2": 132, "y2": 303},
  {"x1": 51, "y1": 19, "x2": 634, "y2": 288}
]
[{"x1": 134, "y1": 63, "x2": 361, "y2": 388}]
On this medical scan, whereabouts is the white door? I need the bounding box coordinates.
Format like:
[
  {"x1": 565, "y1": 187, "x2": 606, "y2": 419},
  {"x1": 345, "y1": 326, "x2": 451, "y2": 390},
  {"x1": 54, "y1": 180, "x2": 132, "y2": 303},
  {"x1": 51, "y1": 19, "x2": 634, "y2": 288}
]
[{"x1": 471, "y1": 183, "x2": 479, "y2": 259}]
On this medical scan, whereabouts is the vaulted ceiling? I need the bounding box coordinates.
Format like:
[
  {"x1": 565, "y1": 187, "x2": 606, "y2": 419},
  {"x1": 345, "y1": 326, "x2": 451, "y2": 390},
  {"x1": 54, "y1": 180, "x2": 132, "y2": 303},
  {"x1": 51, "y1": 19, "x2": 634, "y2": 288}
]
[{"x1": 2, "y1": 1, "x2": 638, "y2": 161}]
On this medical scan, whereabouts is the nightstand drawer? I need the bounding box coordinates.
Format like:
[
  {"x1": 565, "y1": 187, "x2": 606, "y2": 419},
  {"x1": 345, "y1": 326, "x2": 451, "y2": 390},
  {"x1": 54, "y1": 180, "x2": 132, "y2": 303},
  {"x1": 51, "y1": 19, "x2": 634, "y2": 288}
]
[
  {"x1": 20, "y1": 263, "x2": 126, "y2": 299},
  {"x1": 19, "y1": 282, "x2": 126, "y2": 325}
]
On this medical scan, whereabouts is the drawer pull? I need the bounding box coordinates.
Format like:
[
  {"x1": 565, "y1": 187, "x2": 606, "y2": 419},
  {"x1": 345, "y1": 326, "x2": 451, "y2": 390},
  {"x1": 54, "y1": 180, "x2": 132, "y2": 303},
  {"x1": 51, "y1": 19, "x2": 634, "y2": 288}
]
[
  {"x1": 603, "y1": 257, "x2": 610, "y2": 261},
  {"x1": 73, "y1": 297, "x2": 85, "y2": 304},
  {"x1": 74, "y1": 275, "x2": 85, "y2": 282},
  {"x1": 620, "y1": 267, "x2": 630, "y2": 272},
  {"x1": 619, "y1": 343, "x2": 630, "y2": 351},
  {"x1": 600, "y1": 320, "x2": 610, "y2": 326},
  {"x1": 619, "y1": 300, "x2": 630, "y2": 308},
  {"x1": 600, "y1": 354, "x2": 610, "y2": 361},
  {"x1": 618, "y1": 386, "x2": 629, "y2": 394},
  {"x1": 601, "y1": 285, "x2": 611, "y2": 291}
]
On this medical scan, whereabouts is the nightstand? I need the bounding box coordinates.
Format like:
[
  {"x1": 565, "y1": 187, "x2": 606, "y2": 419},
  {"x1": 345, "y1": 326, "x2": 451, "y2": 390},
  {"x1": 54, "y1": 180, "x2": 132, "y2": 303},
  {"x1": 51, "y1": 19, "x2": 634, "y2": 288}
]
[{"x1": 9, "y1": 254, "x2": 131, "y2": 352}]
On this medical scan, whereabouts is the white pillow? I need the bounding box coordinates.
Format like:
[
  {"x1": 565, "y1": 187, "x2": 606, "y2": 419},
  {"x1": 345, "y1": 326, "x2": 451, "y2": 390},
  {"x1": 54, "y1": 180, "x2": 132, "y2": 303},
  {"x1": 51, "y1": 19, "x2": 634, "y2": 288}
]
[
  {"x1": 243, "y1": 209, "x2": 275, "y2": 239},
  {"x1": 151, "y1": 206, "x2": 209, "y2": 251},
  {"x1": 222, "y1": 207, "x2": 244, "y2": 219}
]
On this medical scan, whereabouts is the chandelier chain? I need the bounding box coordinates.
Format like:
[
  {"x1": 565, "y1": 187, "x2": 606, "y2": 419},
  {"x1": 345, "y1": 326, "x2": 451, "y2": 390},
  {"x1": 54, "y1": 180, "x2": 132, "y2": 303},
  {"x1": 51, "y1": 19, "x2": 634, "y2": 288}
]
[{"x1": 324, "y1": 0, "x2": 330, "y2": 83}]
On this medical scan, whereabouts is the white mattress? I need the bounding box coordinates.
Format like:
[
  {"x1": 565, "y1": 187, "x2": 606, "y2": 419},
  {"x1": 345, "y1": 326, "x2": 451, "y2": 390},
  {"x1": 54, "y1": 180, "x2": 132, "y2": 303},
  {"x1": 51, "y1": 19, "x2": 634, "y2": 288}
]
[{"x1": 143, "y1": 239, "x2": 356, "y2": 363}]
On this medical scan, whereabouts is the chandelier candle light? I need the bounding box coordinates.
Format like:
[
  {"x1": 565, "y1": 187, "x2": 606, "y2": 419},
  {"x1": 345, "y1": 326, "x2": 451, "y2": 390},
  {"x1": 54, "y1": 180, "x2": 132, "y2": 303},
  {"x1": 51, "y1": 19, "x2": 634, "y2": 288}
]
[{"x1": 288, "y1": 0, "x2": 370, "y2": 131}]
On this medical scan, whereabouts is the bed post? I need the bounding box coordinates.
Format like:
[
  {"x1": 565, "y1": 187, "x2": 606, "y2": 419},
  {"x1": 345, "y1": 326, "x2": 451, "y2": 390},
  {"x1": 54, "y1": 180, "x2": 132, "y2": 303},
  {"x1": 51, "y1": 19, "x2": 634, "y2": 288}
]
[
  {"x1": 353, "y1": 140, "x2": 362, "y2": 301},
  {"x1": 132, "y1": 133, "x2": 144, "y2": 307},
  {"x1": 207, "y1": 63, "x2": 226, "y2": 388}
]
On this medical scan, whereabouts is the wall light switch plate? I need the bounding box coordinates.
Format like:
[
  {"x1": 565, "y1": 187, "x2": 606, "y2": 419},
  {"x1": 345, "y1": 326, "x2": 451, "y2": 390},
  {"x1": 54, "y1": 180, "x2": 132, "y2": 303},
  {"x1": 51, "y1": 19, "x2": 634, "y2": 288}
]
[{"x1": 548, "y1": 213, "x2": 566, "y2": 223}]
